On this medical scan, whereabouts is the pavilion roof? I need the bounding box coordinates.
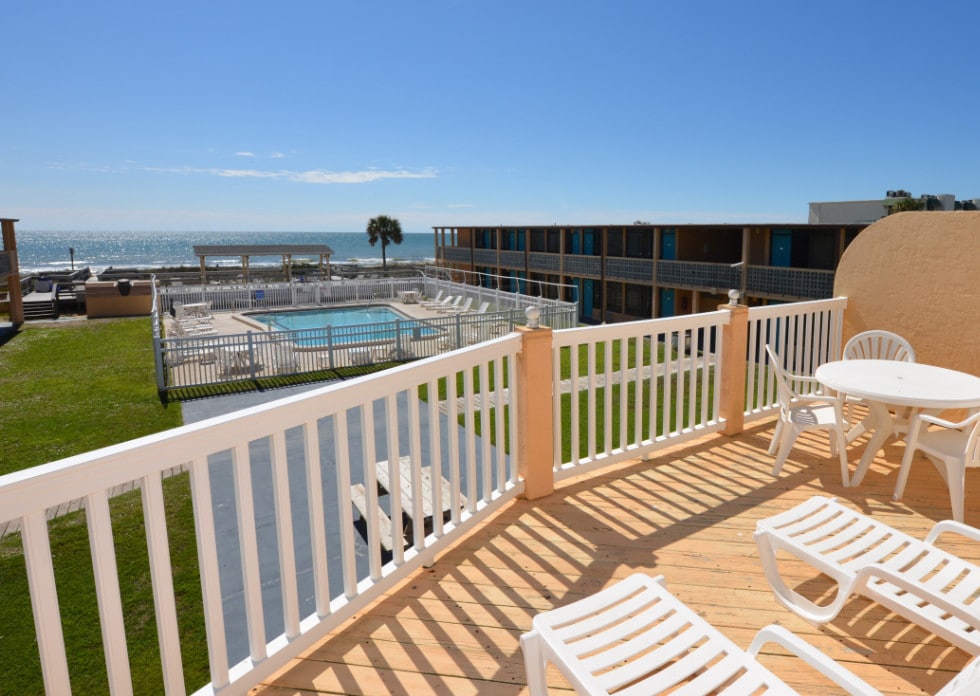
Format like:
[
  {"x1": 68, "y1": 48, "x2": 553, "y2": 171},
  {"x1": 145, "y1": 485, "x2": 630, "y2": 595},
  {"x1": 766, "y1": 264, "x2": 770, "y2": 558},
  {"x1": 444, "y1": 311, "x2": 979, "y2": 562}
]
[{"x1": 192, "y1": 244, "x2": 334, "y2": 256}]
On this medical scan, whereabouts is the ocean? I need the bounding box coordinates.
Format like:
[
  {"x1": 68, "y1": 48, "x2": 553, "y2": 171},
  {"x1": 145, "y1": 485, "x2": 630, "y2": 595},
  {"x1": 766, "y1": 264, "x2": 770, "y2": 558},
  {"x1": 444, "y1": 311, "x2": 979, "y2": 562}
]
[{"x1": 13, "y1": 230, "x2": 437, "y2": 274}]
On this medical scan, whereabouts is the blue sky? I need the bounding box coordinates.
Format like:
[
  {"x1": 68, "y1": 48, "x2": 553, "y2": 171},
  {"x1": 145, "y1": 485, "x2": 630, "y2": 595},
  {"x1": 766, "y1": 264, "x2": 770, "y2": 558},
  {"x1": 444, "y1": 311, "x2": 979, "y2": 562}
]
[{"x1": 2, "y1": 1, "x2": 978, "y2": 233}]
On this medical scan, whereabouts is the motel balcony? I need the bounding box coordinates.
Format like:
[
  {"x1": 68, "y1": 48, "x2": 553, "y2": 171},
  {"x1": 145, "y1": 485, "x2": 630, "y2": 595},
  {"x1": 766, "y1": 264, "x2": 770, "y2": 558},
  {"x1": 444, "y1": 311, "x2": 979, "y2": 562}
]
[{"x1": 1, "y1": 213, "x2": 978, "y2": 695}]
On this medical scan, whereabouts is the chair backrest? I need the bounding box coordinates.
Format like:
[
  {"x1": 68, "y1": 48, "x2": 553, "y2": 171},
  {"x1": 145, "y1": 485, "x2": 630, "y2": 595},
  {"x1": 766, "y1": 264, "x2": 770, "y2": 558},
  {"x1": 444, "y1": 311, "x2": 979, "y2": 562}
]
[
  {"x1": 937, "y1": 656, "x2": 980, "y2": 696},
  {"x1": 475, "y1": 301, "x2": 490, "y2": 314},
  {"x1": 764, "y1": 344, "x2": 797, "y2": 410},
  {"x1": 844, "y1": 330, "x2": 915, "y2": 362}
]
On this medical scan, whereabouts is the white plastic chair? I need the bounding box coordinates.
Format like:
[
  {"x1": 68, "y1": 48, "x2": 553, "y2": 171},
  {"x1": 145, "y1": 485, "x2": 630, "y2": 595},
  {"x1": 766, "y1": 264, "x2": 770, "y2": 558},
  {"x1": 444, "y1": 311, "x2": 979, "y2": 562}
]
[
  {"x1": 755, "y1": 495, "x2": 980, "y2": 654},
  {"x1": 843, "y1": 330, "x2": 916, "y2": 439},
  {"x1": 521, "y1": 573, "x2": 882, "y2": 695},
  {"x1": 843, "y1": 330, "x2": 916, "y2": 363},
  {"x1": 895, "y1": 410, "x2": 980, "y2": 522},
  {"x1": 765, "y1": 345, "x2": 850, "y2": 486}
]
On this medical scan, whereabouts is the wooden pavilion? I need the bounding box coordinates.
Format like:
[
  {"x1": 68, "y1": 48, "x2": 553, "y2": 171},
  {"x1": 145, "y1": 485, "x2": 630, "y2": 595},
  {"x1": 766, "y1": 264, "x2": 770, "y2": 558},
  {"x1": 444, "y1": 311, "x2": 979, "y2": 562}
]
[{"x1": 192, "y1": 244, "x2": 334, "y2": 283}]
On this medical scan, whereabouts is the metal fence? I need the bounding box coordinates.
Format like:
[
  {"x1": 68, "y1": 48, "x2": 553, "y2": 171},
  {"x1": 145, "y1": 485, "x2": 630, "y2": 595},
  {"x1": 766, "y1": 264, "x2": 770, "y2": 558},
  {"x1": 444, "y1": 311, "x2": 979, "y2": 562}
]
[{"x1": 157, "y1": 275, "x2": 578, "y2": 391}]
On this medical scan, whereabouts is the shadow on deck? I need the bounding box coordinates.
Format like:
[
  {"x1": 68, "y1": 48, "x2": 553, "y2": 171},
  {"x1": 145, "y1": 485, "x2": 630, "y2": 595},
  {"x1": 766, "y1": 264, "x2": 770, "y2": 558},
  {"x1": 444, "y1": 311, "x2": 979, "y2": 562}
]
[{"x1": 255, "y1": 416, "x2": 978, "y2": 695}]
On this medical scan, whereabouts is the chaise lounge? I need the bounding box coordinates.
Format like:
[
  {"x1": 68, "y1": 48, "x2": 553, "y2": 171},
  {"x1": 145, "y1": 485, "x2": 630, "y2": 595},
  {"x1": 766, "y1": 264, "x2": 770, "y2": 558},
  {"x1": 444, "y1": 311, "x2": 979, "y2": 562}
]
[{"x1": 755, "y1": 495, "x2": 980, "y2": 654}]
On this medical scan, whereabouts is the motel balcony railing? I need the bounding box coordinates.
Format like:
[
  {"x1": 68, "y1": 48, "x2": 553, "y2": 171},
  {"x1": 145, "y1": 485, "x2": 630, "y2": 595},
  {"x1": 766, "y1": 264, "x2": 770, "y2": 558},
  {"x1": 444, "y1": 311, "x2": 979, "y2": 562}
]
[{"x1": 0, "y1": 297, "x2": 846, "y2": 695}]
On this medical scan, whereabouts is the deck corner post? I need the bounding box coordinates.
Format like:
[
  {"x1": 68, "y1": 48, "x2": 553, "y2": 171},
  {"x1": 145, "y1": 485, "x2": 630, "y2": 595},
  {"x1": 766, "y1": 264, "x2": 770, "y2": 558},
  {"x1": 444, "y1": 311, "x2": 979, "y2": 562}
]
[
  {"x1": 718, "y1": 303, "x2": 749, "y2": 436},
  {"x1": 516, "y1": 325, "x2": 555, "y2": 499}
]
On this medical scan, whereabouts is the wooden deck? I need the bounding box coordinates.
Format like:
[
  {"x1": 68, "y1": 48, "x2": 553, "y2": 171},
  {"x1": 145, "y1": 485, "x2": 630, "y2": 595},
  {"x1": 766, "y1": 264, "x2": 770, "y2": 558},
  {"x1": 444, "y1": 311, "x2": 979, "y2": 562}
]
[{"x1": 253, "y1": 416, "x2": 980, "y2": 695}]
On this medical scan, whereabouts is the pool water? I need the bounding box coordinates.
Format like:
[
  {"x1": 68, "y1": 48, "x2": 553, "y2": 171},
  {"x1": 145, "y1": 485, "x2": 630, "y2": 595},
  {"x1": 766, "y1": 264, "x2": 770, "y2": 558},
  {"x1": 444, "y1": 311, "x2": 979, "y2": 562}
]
[{"x1": 249, "y1": 305, "x2": 438, "y2": 344}]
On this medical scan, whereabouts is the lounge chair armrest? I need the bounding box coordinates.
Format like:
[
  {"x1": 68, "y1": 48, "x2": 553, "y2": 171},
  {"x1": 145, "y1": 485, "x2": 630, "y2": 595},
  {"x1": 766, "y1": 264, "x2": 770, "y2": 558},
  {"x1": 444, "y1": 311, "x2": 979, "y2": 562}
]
[
  {"x1": 925, "y1": 519, "x2": 980, "y2": 546},
  {"x1": 747, "y1": 624, "x2": 882, "y2": 696},
  {"x1": 853, "y1": 564, "x2": 976, "y2": 625},
  {"x1": 919, "y1": 410, "x2": 980, "y2": 431}
]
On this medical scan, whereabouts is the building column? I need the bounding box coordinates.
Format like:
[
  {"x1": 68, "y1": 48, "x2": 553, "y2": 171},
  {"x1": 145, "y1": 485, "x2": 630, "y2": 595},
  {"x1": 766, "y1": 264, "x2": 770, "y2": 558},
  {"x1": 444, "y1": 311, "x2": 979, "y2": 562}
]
[{"x1": 1, "y1": 218, "x2": 23, "y2": 326}]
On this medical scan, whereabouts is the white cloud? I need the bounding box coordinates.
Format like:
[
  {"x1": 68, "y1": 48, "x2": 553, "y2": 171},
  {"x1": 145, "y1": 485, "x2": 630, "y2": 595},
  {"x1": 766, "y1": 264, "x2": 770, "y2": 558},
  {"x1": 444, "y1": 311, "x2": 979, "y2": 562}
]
[
  {"x1": 51, "y1": 159, "x2": 437, "y2": 185},
  {"x1": 216, "y1": 168, "x2": 282, "y2": 179},
  {"x1": 271, "y1": 152, "x2": 285, "y2": 159},
  {"x1": 289, "y1": 168, "x2": 437, "y2": 184},
  {"x1": 235, "y1": 151, "x2": 256, "y2": 157}
]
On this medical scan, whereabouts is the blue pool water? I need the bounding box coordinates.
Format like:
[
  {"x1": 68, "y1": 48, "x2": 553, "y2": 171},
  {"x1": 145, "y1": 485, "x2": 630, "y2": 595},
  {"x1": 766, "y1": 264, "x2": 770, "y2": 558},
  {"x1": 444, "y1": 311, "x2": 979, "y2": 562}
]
[{"x1": 249, "y1": 305, "x2": 438, "y2": 345}]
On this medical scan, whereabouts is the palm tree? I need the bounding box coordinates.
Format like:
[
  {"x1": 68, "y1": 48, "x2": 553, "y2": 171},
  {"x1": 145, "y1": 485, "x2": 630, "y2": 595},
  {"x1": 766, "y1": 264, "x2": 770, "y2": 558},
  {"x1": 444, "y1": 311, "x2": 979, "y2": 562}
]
[{"x1": 366, "y1": 215, "x2": 404, "y2": 270}]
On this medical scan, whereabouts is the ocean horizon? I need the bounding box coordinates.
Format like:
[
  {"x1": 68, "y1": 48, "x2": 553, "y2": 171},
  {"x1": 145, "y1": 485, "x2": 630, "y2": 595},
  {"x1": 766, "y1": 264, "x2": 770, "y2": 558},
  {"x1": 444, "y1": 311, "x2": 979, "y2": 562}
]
[{"x1": 14, "y1": 230, "x2": 437, "y2": 274}]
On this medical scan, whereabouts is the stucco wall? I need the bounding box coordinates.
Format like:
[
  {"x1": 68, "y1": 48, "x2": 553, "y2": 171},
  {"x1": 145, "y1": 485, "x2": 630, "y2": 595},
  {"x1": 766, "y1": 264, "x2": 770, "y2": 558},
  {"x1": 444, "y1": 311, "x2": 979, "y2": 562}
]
[
  {"x1": 834, "y1": 212, "x2": 979, "y2": 376},
  {"x1": 85, "y1": 279, "x2": 156, "y2": 318}
]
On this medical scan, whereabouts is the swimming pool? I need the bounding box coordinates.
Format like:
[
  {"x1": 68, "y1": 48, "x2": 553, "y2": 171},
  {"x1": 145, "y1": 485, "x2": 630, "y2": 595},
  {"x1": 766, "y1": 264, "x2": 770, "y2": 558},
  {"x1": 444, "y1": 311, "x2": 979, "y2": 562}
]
[{"x1": 248, "y1": 305, "x2": 439, "y2": 345}]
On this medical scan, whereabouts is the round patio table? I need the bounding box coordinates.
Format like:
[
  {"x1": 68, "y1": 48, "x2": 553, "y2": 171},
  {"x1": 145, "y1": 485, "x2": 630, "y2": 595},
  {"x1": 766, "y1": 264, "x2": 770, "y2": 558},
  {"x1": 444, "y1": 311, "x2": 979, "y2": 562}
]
[{"x1": 815, "y1": 359, "x2": 980, "y2": 490}]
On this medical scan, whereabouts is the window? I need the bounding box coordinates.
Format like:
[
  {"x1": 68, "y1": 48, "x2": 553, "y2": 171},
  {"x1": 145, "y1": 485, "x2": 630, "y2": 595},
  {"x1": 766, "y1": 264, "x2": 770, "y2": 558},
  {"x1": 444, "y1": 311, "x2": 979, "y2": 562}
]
[
  {"x1": 606, "y1": 228, "x2": 624, "y2": 257},
  {"x1": 626, "y1": 228, "x2": 653, "y2": 258},
  {"x1": 625, "y1": 284, "x2": 652, "y2": 317},
  {"x1": 605, "y1": 281, "x2": 623, "y2": 314},
  {"x1": 530, "y1": 230, "x2": 546, "y2": 252}
]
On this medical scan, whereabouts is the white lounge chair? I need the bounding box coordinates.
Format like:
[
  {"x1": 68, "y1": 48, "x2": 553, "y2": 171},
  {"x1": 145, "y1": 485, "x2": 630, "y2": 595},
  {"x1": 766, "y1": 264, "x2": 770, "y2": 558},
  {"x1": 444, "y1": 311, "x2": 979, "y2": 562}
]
[
  {"x1": 755, "y1": 495, "x2": 980, "y2": 654},
  {"x1": 765, "y1": 345, "x2": 850, "y2": 485},
  {"x1": 419, "y1": 290, "x2": 445, "y2": 308},
  {"x1": 895, "y1": 410, "x2": 980, "y2": 522},
  {"x1": 843, "y1": 330, "x2": 917, "y2": 439},
  {"x1": 426, "y1": 295, "x2": 456, "y2": 312},
  {"x1": 521, "y1": 573, "x2": 883, "y2": 695},
  {"x1": 437, "y1": 296, "x2": 464, "y2": 313},
  {"x1": 444, "y1": 297, "x2": 473, "y2": 315},
  {"x1": 271, "y1": 343, "x2": 299, "y2": 375}
]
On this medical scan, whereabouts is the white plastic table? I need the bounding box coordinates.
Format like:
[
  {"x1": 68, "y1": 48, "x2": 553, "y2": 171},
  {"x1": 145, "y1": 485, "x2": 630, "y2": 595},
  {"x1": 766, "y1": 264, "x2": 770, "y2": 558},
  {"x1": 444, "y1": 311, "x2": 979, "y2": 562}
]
[{"x1": 815, "y1": 359, "x2": 980, "y2": 490}]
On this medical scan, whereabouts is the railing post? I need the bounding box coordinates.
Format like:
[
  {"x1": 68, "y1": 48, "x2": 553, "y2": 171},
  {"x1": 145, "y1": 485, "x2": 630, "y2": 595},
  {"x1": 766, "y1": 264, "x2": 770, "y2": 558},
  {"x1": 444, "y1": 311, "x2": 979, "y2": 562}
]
[
  {"x1": 718, "y1": 303, "x2": 749, "y2": 436},
  {"x1": 246, "y1": 331, "x2": 257, "y2": 380},
  {"x1": 516, "y1": 325, "x2": 555, "y2": 499}
]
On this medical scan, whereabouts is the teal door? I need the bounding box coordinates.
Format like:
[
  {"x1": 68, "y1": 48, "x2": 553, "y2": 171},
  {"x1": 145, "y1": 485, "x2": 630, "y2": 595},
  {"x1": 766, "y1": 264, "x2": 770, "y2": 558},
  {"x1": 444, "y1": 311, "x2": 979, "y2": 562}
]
[
  {"x1": 659, "y1": 288, "x2": 675, "y2": 317},
  {"x1": 661, "y1": 230, "x2": 676, "y2": 260},
  {"x1": 583, "y1": 229, "x2": 595, "y2": 255},
  {"x1": 581, "y1": 280, "x2": 594, "y2": 320},
  {"x1": 771, "y1": 230, "x2": 792, "y2": 267}
]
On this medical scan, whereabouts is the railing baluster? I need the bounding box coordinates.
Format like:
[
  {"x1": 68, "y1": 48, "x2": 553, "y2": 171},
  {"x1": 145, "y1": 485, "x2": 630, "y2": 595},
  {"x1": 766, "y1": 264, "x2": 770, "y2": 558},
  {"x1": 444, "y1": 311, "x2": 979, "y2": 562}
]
[
  {"x1": 270, "y1": 432, "x2": 301, "y2": 639},
  {"x1": 302, "y1": 420, "x2": 332, "y2": 619},
  {"x1": 232, "y1": 442, "x2": 266, "y2": 661},
  {"x1": 189, "y1": 455, "x2": 230, "y2": 689},
  {"x1": 22, "y1": 511, "x2": 71, "y2": 695},
  {"x1": 86, "y1": 488, "x2": 133, "y2": 696},
  {"x1": 140, "y1": 473, "x2": 185, "y2": 696},
  {"x1": 480, "y1": 361, "x2": 492, "y2": 498}
]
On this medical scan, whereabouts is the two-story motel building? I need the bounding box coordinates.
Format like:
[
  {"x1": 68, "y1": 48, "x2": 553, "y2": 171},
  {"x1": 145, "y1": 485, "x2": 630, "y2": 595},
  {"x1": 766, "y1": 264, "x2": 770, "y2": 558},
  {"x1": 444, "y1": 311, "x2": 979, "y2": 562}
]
[{"x1": 433, "y1": 223, "x2": 867, "y2": 323}]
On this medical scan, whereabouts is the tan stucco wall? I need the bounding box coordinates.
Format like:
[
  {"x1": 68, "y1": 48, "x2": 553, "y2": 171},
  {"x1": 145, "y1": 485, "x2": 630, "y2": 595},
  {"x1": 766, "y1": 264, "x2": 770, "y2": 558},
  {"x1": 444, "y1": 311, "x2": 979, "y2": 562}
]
[
  {"x1": 834, "y1": 212, "x2": 980, "y2": 376},
  {"x1": 85, "y1": 279, "x2": 156, "y2": 319}
]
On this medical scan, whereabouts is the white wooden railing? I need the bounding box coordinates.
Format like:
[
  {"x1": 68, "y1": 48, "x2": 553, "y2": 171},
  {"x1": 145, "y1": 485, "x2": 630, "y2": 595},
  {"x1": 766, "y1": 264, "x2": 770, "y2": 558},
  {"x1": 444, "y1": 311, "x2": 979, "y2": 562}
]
[
  {"x1": 551, "y1": 311, "x2": 729, "y2": 479},
  {"x1": 1, "y1": 334, "x2": 523, "y2": 696},
  {"x1": 0, "y1": 298, "x2": 848, "y2": 695},
  {"x1": 744, "y1": 298, "x2": 847, "y2": 420}
]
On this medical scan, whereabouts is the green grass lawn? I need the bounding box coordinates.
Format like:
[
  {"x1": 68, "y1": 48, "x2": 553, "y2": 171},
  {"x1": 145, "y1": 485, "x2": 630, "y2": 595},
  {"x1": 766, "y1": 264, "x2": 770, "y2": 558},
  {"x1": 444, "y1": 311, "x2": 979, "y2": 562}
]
[
  {"x1": 0, "y1": 319, "x2": 209, "y2": 695},
  {"x1": 0, "y1": 318, "x2": 182, "y2": 474}
]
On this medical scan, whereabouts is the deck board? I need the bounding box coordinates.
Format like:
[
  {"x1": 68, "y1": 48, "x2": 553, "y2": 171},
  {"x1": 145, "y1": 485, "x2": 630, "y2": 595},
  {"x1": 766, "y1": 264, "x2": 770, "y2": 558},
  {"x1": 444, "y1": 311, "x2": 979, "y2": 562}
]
[{"x1": 255, "y1": 417, "x2": 980, "y2": 695}]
